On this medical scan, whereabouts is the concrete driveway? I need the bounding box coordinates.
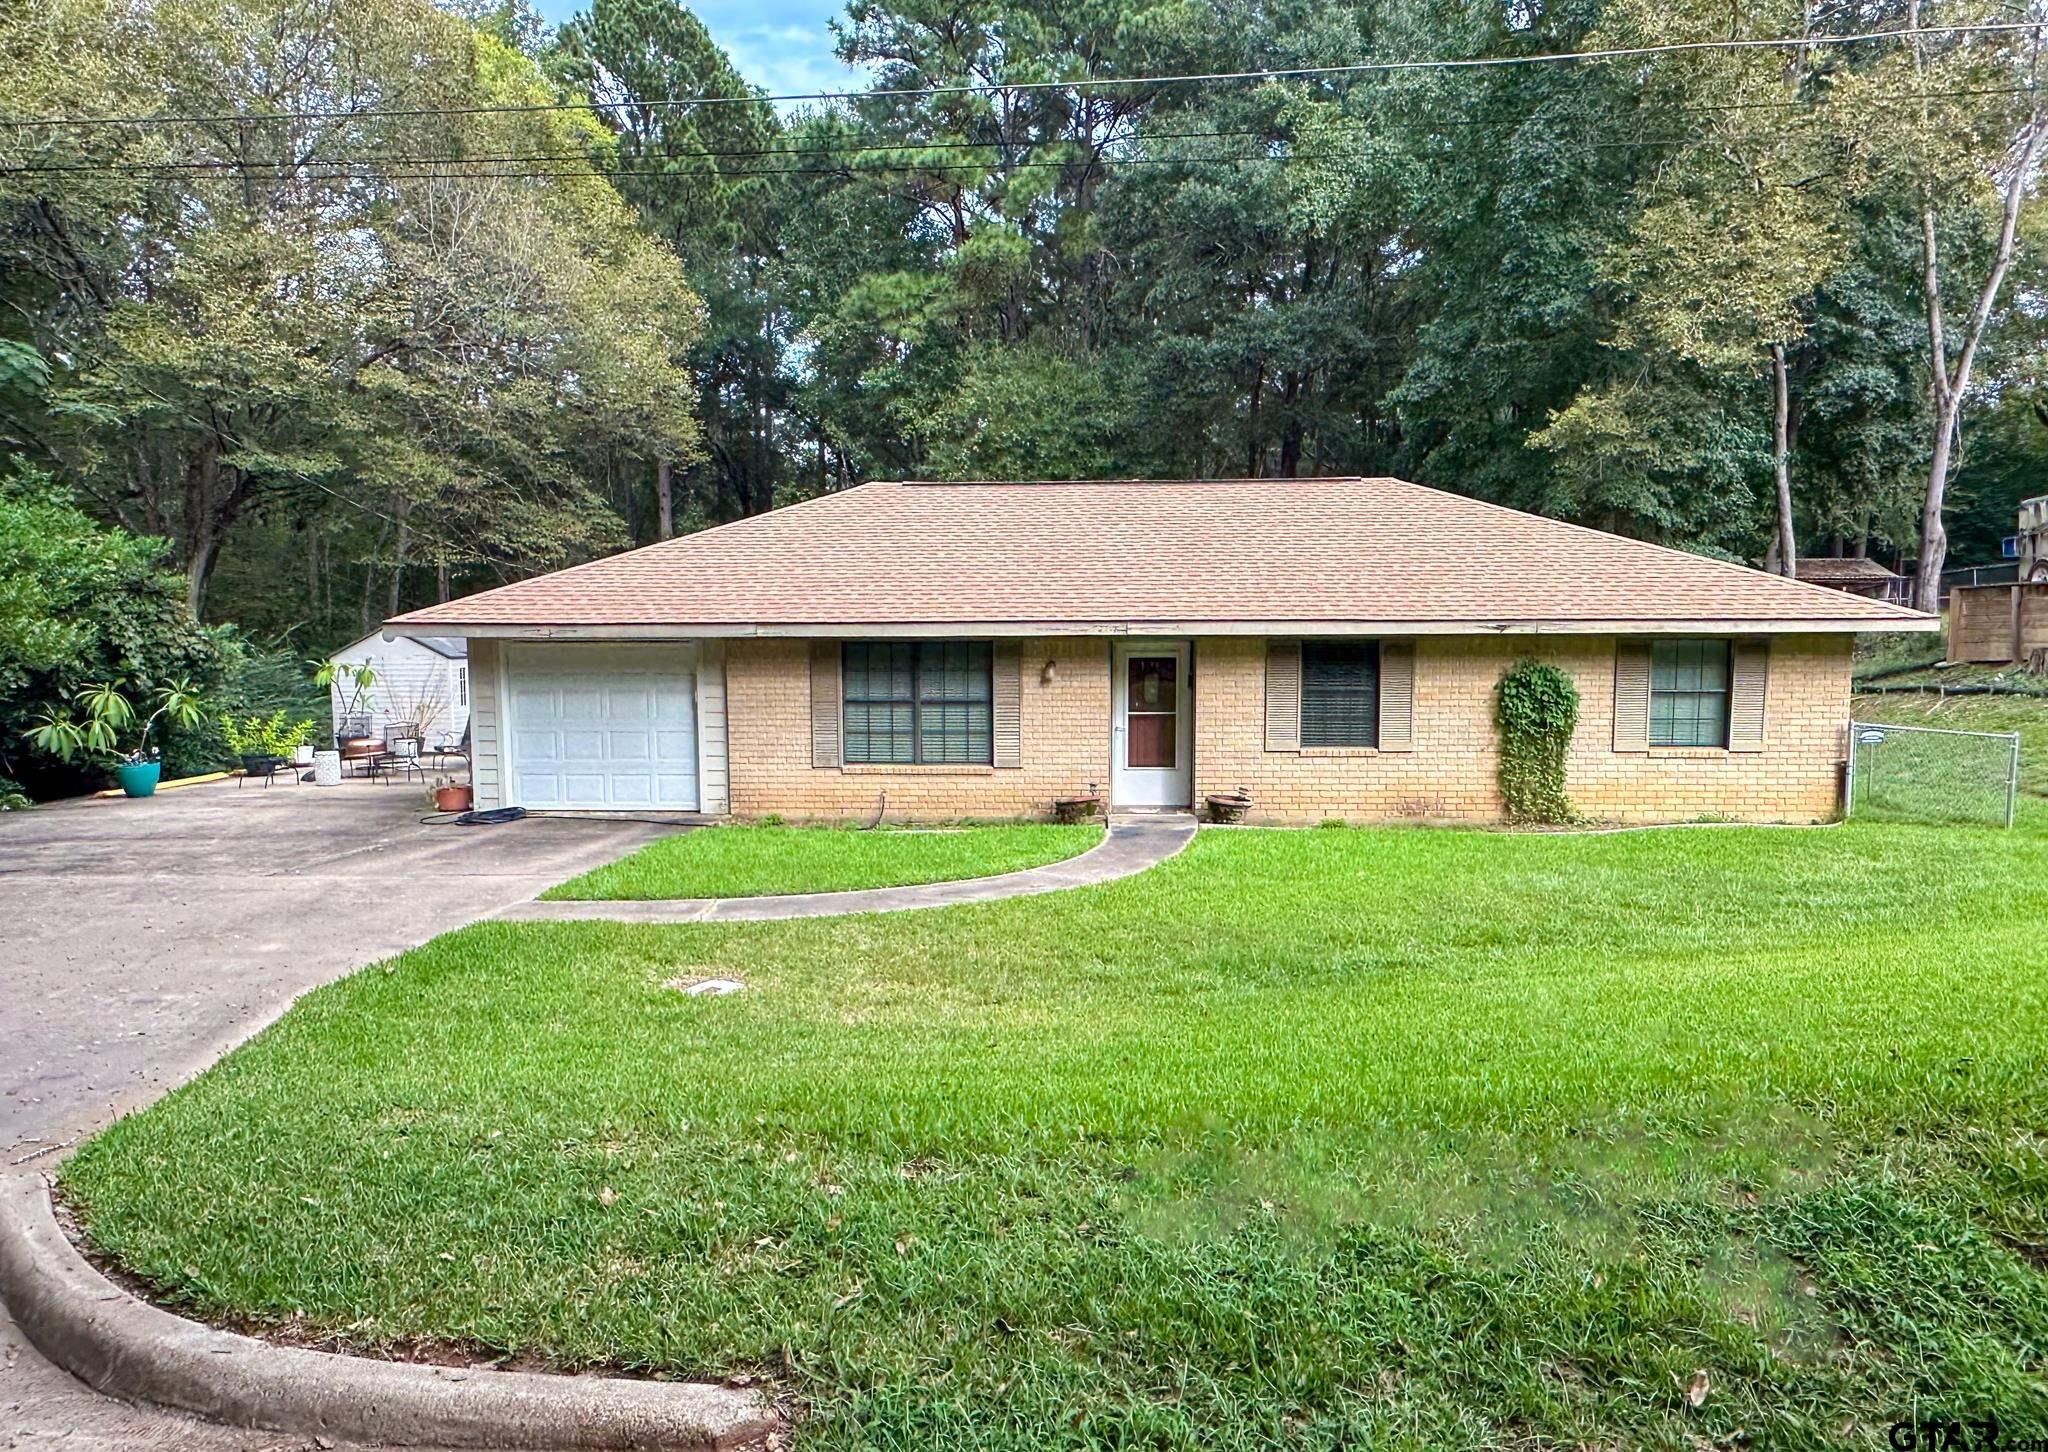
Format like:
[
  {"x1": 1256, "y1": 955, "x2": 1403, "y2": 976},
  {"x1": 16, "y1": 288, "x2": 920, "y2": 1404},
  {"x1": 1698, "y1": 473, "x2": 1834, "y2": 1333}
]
[{"x1": 0, "y1": 778, "x2": 669, "y2": 1450}]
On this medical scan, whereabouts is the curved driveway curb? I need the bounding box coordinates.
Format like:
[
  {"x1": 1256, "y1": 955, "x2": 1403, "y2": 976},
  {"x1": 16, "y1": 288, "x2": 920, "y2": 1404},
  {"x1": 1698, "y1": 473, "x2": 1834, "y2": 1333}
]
[
  {"x1": 499, "y1": 811, "x2": 1199, "y2": 923},
  {"x1": 0, "y1": 1174, "x2": 777, "y2": 1450}
]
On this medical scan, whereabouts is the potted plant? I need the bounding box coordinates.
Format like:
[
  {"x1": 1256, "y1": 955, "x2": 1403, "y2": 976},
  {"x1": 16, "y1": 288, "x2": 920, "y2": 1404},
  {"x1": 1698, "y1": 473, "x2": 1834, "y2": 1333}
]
[
  {"x1": 222, "y1": 711, "x2": 315, "y2": 779},
  {"x1": 26, "y1": 679, "x2": 206, "y2": 798},
  {"x1": 313, "y1": 657, "x2": 378, "y2": 744},
  {"x1": 276, "y1": 716, "x2": 316, "y2": 766},
  {"x1": 1205, "y1": 786, "x2": 1254, "y2": 824},
  {"x1": 223, "y1": 711, "x2": 280, "y2": 778},
  {"x1": 1053, "y1": 782, "x2": 1103, "y2": 824}
]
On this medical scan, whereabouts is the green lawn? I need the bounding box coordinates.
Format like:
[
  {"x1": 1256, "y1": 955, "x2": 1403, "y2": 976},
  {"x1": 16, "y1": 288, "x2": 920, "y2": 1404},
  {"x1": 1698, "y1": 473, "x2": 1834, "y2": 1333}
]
[
  {"x1": 541, "y1": 822, "x2": 1100, "y2": 900},
  {"x1": 63, "y1": 822, "x2": 2048, "y2": 1450}
]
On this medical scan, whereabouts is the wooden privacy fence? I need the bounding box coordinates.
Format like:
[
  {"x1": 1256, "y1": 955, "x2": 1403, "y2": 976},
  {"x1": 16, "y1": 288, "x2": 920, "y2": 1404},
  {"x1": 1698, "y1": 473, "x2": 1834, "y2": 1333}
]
[{"x1": 1948, "y1": 582, "x2": 2048, "y2": 663}]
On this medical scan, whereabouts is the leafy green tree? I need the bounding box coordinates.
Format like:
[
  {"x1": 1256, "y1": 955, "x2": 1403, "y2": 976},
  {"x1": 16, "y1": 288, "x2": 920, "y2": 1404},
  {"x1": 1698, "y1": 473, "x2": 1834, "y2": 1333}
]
[
  {"x1": 1387, "y1": 0, "x2": 1660, "y2": 529},
  {"x1": 1839, "y1": 0, "x2": 2048, "y2": 601},
  {"x1": 0, "y1": 466, "x2": 232, "y2": 798},
  {"x1": 1, "y1": 0, "x2": 702, "y2": 620},
  {"x1": 556, "y1": 0, "x2": 792, "y2": 527},
  {"x1": 923, "y1": 343, "x2": 1131, "y2": 478},
  {"x1": 1534, "y1": 0, "x2": 1858, "y2": 573}
]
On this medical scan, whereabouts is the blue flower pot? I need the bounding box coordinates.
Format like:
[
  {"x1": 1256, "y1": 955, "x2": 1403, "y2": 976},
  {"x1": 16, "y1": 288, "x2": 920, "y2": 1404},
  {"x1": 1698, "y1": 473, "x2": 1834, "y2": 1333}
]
[{"x1": 114, "y1": 762, "x2": 161, "y2": 798}]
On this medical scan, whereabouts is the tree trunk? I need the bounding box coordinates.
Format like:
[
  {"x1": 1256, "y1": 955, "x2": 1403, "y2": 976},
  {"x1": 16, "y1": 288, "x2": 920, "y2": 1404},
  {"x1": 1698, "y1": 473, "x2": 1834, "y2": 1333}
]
[
  {"x1": 182, "y1": 445, "x2": 223, "y2": 617},
  {"x1": 386, "y1": 493, "x2": 411, "y2": 619},
  {"x1": 1245, "y1": 363, "x2": 1266, "y2": 477},
  {"x1": 1915, "y1": 400, "x2": 1957, "y2": 610},
  {"x1": 1906, "y1": 5, "x2": 2045, "y2": 610},
  {"x1": 185, "y1": 535, "x2": 222, "y2": 618},
  {"x1": 655, "y1": 458, "x2": 674, "y2": 540},
  {"x1": 1770, "y1": 344, "x2": 1797, "y2": 577},
  {"x1": 360, "y1": 517, "x2": 392, "y2": 635}
]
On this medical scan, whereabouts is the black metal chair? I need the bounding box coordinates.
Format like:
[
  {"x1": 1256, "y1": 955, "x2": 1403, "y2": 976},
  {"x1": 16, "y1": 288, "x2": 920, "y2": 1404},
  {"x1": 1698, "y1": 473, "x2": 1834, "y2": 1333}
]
[
  {"x1": 238, "y1": 756, "x2": 286, "y2": 788},
  {"x1": 427, "y1": 725, "x2": 470, "y2": 769},
  {"x1": 381, "y1": 735, "x2": 427, "y2": 786}
]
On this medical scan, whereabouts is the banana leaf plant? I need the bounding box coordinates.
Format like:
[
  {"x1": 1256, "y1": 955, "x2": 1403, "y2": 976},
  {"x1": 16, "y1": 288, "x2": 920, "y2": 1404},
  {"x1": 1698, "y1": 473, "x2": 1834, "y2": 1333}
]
[
  {"x1": 25, "y1": 679, "x2": 206, "y2": 766},
  {"x1": 312, "y1": 657, "x2": 378, "y2": 732}
]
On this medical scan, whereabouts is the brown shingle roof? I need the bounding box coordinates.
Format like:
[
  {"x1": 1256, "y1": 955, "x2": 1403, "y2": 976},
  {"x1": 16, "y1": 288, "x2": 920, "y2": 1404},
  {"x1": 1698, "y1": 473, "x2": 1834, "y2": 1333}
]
[
  {"x1": 1795, "y1": 556, "x2": 1899, "y2": 585},
  {"x1": 388, "y1": 478, "x2": 1935, "y2": 635}
]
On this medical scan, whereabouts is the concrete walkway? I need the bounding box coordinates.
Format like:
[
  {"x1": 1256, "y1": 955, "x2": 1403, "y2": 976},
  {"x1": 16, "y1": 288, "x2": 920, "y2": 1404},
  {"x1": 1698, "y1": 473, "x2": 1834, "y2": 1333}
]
[{"x1": 496, "y1": 811, "x2": 1198, "y2": 923}]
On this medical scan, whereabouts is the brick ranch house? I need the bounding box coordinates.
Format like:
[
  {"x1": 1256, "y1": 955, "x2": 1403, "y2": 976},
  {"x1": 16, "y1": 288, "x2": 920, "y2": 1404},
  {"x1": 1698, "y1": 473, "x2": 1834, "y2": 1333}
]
[{"x1": 384, "y1": 478, "x2": 1935, "y2": 825}]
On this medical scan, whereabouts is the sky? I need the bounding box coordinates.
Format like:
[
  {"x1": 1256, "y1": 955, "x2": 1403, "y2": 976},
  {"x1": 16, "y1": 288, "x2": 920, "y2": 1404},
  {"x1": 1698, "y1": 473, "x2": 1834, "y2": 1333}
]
[{"x1": 530, "y1": 0, "x2": 866, "y2": 101}]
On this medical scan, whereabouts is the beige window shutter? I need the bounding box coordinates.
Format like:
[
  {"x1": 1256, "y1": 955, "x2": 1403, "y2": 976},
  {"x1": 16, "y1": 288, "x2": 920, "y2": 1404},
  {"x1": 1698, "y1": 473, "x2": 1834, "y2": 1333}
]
[
  {"x1": 1728, "y1": 639, "x2": 1770, "y2": 752},
  {"x1": 1264, "y1": 638, "x2": 1301, "y2": 751},
  {"x1": 1378, "y1": 639, "x2": 1415, "y2": 751},
  {"x1": 809, "y1": 641, "x2": 841, "y2": 768},
  {"x1": 1612, "y1": 640, "x2": 1651, "y2": 752},
  {"x1": 993, "y1": 641, "x2": 1022, "y2": 768}
]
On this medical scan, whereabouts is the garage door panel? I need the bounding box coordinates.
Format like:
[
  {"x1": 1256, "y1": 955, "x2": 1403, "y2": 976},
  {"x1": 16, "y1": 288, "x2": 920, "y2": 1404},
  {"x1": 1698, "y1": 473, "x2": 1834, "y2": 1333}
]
[
  {"x1": 517, "y1": 772, "x2": 564, "y2": 806},
  {"x1": 607, "y1": 731, "x2": 653, "y2": 761},
  {"x1": 609, "y1": 776, "x2": 655, "y2": 806},
  {"x1": 506, "y1": 651, "x2": 697, "y2": 812},
  {"x1": 562, "y1": 729, "x2": 609, "y2": 761},
  {"x1": 514, "y1": 730, "x2": 561, "y2": 763},
  {"x1": 653, "y1": 686, "x2": 693, "y2": 721}
]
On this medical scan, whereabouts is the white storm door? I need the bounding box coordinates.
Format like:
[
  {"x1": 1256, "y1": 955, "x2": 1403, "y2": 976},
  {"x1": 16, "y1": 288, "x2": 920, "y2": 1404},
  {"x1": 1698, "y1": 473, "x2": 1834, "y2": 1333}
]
[{"x1": 1110, "y1": 641, "x2": 1191, "y2": 808}]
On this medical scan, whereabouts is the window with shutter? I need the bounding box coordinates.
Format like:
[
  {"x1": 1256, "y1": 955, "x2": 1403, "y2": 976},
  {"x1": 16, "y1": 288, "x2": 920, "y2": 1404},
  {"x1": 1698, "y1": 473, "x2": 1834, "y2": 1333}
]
[
  {"x1": 842, "y1": 641, "x2": 993, "y2": 764},
  {"x1": 1648, "y1": 639, "x2": 1731, "y2": 747},
  {"x1": 1300, "y1": 641, "x2": 1380, "y2": 748}
]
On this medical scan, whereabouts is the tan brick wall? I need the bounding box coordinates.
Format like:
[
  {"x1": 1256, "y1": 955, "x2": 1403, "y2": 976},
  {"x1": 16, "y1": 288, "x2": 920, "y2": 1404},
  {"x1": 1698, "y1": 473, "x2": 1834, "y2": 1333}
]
[
  {"x1": 726, "y1": 637, "x2": 1114, "y2": 820},
  {"x1": 1193, "y1": 633, "x2": 1850, "y2": 825},
  {"x1": 726, "y1": 633, "x2": 1851, "y2": 825}
]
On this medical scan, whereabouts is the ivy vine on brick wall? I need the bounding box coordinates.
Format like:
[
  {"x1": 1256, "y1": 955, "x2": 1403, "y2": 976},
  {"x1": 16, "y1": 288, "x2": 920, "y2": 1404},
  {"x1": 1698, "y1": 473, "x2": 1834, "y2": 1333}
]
[{"x1": 1494, "y1": 658, "x2": 1580, "y2": 824}]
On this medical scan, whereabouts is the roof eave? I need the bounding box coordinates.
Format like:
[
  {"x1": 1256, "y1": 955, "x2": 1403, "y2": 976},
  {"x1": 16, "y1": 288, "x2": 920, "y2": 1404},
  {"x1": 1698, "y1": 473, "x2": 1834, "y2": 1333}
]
[{"x1": 383, "y1": 613, "x2": 1938, "y2": 641}]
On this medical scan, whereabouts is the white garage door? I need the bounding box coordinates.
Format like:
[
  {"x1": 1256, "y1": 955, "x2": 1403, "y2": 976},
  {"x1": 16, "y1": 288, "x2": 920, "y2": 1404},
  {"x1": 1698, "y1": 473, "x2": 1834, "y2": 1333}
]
[{"x1": 506, "y1": 647, "x2": 698, "y2": 811}]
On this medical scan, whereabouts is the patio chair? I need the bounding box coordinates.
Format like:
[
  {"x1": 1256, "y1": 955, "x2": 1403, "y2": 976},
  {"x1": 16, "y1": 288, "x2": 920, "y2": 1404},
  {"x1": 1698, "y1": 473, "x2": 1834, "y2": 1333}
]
[
  {"x1": 427, "y1": 725, "x2": 470, "y2": 768},
  {"x1": 238, "y1": 756, "x2": 289, "y2": 788},
  {"x1": 339, "y1": 737, "x2": 386, "y2": 777},
  {"x1": 381, "y1": 734, "x2": 427, "y2": 786}
]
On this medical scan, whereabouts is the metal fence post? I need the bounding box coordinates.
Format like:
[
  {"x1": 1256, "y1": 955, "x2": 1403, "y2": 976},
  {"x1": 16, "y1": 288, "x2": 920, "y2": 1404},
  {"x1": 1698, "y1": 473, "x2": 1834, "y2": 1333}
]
[
  {"x1": 2008, "y1": 732, "x2": 2020, "y2": 830},
  {"x1": 1845, "y1": 719, "x2": 1858, "y2": 819}
]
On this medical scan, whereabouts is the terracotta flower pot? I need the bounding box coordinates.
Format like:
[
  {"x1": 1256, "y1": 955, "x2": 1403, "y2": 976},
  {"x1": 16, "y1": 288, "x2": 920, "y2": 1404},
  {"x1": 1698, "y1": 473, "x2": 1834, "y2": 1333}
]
[{"x1": 435, "y1": 784, "x2": 473, "y2": 813}]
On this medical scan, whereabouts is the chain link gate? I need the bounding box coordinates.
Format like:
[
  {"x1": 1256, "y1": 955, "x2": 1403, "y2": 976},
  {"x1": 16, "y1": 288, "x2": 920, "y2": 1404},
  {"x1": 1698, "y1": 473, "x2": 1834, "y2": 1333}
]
[{"x1": 1846, "y1": 721, "x2": 2020, "y2": 828}]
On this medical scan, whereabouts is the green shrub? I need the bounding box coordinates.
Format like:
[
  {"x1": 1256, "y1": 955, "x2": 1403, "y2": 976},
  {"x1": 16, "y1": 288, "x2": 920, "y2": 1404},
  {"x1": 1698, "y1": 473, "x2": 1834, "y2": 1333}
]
[
  {"x1": 221, "y1": 709, "x2": 315, "y2": 758},
  {"x1": 1495, "y1": 657, "x2": 1580, "y2": 824},
  {"x1": 0, "y1": 466, "x2": 232, "y2": 797}
]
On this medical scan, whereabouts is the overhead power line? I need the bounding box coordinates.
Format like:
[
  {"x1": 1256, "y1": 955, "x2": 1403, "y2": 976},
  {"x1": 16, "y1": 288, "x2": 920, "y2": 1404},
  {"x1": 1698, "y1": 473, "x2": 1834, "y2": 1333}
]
[
  {"x1": 2, "y1": 83, "x2": 2029, "y2": 182},
  {"x1": 0, "y1": 136, "x2": 1886, "y2": 187},
  {"x1": 0, "y1": 19, "x2": 2040, "y2": 132}
]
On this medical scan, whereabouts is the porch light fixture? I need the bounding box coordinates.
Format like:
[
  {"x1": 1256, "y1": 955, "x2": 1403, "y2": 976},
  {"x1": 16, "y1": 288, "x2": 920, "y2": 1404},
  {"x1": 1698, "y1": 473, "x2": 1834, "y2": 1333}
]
[{"x1": 1041, "y1": 659, "x2": 1058, "y2": 685}]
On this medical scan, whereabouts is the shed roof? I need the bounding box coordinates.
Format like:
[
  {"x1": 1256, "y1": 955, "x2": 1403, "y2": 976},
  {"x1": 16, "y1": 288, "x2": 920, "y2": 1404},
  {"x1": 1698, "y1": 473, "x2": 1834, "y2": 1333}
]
[
  {"x1": 335, "y1": 630, "x2": 468, "y2": 660},
  {"x1": 388, "y1": 478, "x2": 1935, "y2": 637},
  {"x1": 1795, "y1": 557, "x2": 1899, "y2": 585}
]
